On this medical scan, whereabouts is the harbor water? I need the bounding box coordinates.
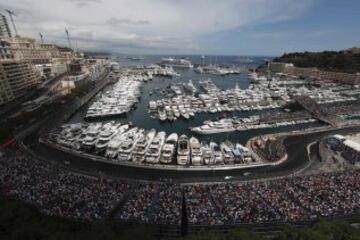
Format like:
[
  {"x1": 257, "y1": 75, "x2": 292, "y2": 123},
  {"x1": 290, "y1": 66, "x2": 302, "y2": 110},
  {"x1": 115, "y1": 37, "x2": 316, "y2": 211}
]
[{"x1": 68, "y1": 55, "x2": 323, "y2": 145}]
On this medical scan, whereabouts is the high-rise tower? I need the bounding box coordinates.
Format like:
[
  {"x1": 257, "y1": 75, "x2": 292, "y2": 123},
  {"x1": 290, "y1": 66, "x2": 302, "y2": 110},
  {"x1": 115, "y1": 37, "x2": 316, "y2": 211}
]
[{"x1": 0, "y1": 13, "x2": 12, "y2": 38}]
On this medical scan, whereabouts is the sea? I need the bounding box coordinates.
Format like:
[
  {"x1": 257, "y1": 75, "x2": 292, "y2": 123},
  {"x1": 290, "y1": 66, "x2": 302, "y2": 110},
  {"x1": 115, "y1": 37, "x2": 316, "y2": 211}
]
[{"x1": 69, "y1": 55, "x2": 323, "y2": 145}]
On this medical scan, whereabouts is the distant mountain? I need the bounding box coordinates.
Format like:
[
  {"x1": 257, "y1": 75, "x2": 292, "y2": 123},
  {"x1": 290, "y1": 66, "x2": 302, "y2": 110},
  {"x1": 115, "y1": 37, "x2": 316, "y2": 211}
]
[
  {"x1": 83, "y1": 51, "x2": 112, "y2": 57},
  {"x1": 272, "y1": 48, "x2": 360, "y2": 73}
]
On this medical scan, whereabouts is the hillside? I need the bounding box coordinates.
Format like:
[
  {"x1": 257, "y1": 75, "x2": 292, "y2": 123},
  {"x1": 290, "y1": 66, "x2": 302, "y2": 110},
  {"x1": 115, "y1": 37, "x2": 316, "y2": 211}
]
[{"x1": 272, "y1": 48, "x2": 360, "y2": 73}]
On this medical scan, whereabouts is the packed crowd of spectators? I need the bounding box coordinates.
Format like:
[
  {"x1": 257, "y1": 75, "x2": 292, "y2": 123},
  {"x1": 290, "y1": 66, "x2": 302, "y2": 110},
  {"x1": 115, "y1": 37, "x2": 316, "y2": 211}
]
[
  {"x1": 185, "y1": 185, "x2": 223, "y2": 225},
  {"x1": 184, "y1": 170, "x2": 360, "y2": 226},
  {"x1": 116, "y1": 183, "x2": 182, "y2": 225},
  {"x1": 210, "y1": 183, "x2": 280, "y2": 224},
  {"x1": 1, "y1": 146, "x2": 359, "y2": 227},
  {"x1": 0, "y1": 147, "x2": 131, "y2": 223}
]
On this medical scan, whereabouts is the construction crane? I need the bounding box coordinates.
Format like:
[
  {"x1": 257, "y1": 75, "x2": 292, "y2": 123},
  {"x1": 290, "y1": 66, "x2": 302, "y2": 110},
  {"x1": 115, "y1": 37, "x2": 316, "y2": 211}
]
[
  {"x1": 39, "y1": 32, "x2": 44, "y2": 44},
  {"x1": 65, "y1": 28, "x2": 72, "y2": 49},
  {"x1": 64, "y1": 28, "x2": 72, "y2": 95},
  {"x1": 5, "y1": 9, "x2": 18, "y2": 37}
]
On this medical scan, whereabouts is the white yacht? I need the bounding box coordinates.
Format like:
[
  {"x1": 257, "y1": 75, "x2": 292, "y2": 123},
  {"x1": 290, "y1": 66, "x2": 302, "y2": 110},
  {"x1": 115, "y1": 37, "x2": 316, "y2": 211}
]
[
  {"x1": 81, "y1": 123, "x2": 102, "y2": 151},
  {"x1": 236, "y1": 143, "x2": 252, "y2": 163},
  {"x1": 117, "y1": 128, "x2": 143, "y2": 161},
  {"x1": 158, "y1": 109, "x2": 167, "y2": 121},
  {"x1": 95, "y1": 124, "x2": 123, "y2": 153},
  {"x1": 132, "y1": 129, "x2": 156, "y2": 162},
  {"x1": 190, "y1": 136, "x2": 203, "y2": 166},
  {"x1": 170, "y1": 85, "x2": 182, "y2": 95},
  {"x1": 160, "y1": 133, "x2": 178, "y2": 164},
  {"x1": 160, "y1": 57, "x2": 193, "y2": 68},
  {"x1": 85, "y1": 75, "x2": 143, "y2": 118},
  {"x1": 188, "y1": 109, "x2": 195, "y2": 117},
  {"x1": 59, "y1": 123, "x2": 85, "y2": 150},
  {"x1": 220, "y1": 141, "x2": 235, "y2": 165},
  {"x1": 201, "y1": 142, "x2": 215, "y2": 165},
  {"x1": 177, "y1": 135, "x2": 190, "y2": 165},
  {"x1": 210, "y1": 142, "x2": 224, "y2": 164},
  {"x1": 149, "y1": 101, "x2": 157, "y2": 112},
  {"x1": 184, "y1": 79, "x2": 197, "y2": 93},
  {"x1": 145, "y1": 131, "x2": 166, "y2": 163},
  {"x1": 104, "y1": 126, "x2": 132, "y2": 159},
  {"x1": 194, "y1": 66, "x2": 203, "y2": 74},
  {"x1": 191, "y1": 119, "x2": 235, "y2": 134},
  {"x1": 173, "y1": 108, "x2": 181, "y2": 118},
  {"x1": 179, "y1": 107, "x2": 189, "y2": 119}
]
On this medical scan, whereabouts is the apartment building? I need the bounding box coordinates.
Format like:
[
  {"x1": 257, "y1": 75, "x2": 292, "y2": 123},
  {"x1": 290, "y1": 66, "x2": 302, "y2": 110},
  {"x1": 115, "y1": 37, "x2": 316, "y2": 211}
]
[
  {"x1": 10, "y1": 37, "x2": 53, "y2": 64},
  {"x1": 0, "y1": 37, "x2": 41, "y2": 105},
  {"x1": 0, "y1": 13, "x2": 11, "y2": 38},
  {"x1": 0, "y1": 60, "x2": 40, "y2": 105}
]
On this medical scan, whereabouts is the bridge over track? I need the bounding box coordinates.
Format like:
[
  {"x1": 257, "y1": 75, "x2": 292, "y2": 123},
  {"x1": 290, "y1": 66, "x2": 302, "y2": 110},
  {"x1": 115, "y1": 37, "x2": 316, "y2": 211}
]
[{"x1": 292, "y1": 95, "x2": 342, "y2": 127}]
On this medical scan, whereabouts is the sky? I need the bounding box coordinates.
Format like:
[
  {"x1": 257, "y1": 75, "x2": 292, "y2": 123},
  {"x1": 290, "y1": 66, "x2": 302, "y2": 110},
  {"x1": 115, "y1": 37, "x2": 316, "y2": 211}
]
[{"x1": 0, "y1": 0, "x2": 359, "y2": 56}]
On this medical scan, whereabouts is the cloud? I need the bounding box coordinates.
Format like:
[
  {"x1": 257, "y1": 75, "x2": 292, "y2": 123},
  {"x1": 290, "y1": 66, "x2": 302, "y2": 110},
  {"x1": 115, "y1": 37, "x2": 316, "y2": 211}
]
[
  {"x1": 68, "y1": 0, "x2": 101, "y2": 8},
  {"x1": 306, "y1": 30, "x2": 333, "y2": 38},
  {"x1": 250, "y1": 32, "x2": 294, "y2": 39},
  {"x1": 0, "y1": 0, "x2": 316, "y2": 54},
  {"x1": 250, "y1": 29, "x2": 333, "y2": 40},
  {"x1": 106, "y1": 17, "x2": 150, "y2": 26}
]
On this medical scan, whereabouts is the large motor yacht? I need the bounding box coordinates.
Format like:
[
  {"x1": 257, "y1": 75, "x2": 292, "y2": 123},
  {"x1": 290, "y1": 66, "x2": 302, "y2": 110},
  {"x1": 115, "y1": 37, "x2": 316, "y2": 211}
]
[
  {"x1": 201, "y1": 142, "x2": 215, "y2": 165},
  {"x1": 104, "y1": 127, "x2": 134, "y2": 159},
  {"x1": 190, "y1": 136, "x2": 203, "y2": 166},
  {"x1": 81, "y1": 123, "x2": 103, "y2": 151},
  {"x1": 117, "y1": 128, "x2": 143, "y2": 161},
  {"x1": 220, "y1": 141, "x2": 235, "y2": 165},
  {"x1": 160, "y1": 133, "x2": 178, "y2": 164},
  {"x1": 132, "y1": 129, "x2": 156, "y2": 162},
  {"x1": 191, "y1": 118, "x2": 235, "y2": 134},
  {"x1": 210, "y1": 142, "x2": 224, "y2": 164},
  {"x1": 177, "y1": 135, "x2": 190, "y2": 165},
  {"x1": 95, "y1": 123, "x2": 123, "y2": 153},
  {"x1": 145, "y1": 131, "x2": 166, "y2": 164},
  {"x1": 159, "y1": 57, "x2": 193, "y2": 68}
]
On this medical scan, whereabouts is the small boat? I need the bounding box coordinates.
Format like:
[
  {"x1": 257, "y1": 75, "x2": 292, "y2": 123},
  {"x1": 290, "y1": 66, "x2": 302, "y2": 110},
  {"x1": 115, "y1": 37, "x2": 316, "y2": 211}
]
[
  {"x1": 158, "y1": 109, "x2": 167, "y2": 121},
  {"x1": 184, "y1": 79, "x2": 197, "y2": 93},
  {"x1": 194, "y1": 66, "x2": 203, "y2": 74},
  {"x1": 173, "y1": 108, "x2": 181, "y2": 118}
]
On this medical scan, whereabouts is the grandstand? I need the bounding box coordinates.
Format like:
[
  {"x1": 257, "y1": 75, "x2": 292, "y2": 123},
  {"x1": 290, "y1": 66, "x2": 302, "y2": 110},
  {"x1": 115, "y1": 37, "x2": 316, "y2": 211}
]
[
  {"x1": 323, "y1": 134, "x2": 360, "y2": 164},
  {"x1": 1, "y1": 144, "x2": 360, "y2": 239},
  {"x1": 292, "y1": 95, "x2": 342, "y2": 127}
]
